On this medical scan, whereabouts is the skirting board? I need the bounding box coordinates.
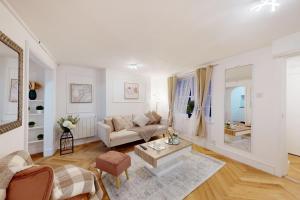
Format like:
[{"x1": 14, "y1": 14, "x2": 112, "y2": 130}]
[{"x1": 181, "y1": 135, "x2": 278, "y2": 177}]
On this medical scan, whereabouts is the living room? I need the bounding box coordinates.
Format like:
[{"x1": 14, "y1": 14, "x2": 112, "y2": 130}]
[{"x1": 1, "y1": 0, "x2": 300, "y2": 199}]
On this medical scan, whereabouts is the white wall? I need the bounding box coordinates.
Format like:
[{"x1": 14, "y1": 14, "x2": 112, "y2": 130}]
[
  {"x1": 56, "y1": 65, "x2": 106, "y2": 145},
  {"x1": 169, "y1": 47, "x2": 284, "y2": 176},
  {"x1": 0, "y1": 1, "x2": 56, "y2": 157},
  {"x1": 106, "y1": 69, "x2": 151, "y2": 116},
  {"x1": 150, "y1": 76, "x2": 168, "y2": 119}
]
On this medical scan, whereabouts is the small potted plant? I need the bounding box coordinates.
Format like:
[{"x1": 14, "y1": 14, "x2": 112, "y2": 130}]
[
  {"x1": 37, "y1": 134, "x2": 44, "y2": 140},
  {"x1": 36, "y1": 105, "x2": 44, "y2": 114},
  {"x1": 186, "y1": 100, "x2": 195, "y2": 118},
  {"x1": 28, "y1": 121, "x2": 35, "y2": 128}
]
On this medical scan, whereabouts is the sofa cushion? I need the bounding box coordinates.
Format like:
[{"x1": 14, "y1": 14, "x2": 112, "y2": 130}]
[
  {"x1": 133, "y1": 114, "x2": 149, "y2": 127},
  {"x1": 151, "y1": 111, "x2": 162, "y2": 124},
  {"x1": 104, "y1": 117, "x2": 114, "y2": 132},
  {"x1": 112, "y1": 116, "x2": 134, "y2": 131},
  {"x1": 122, "y1": 115, "x2": 134, "y2": 129},
  {"x1": 145, "y1": 112, "x2": 156, "y2": 124}
]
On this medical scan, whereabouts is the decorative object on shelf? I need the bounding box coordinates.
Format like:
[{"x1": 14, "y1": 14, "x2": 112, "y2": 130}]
[
  {"x1": 37, "y1": 134, "x2": 43, "y2": 140},
  {"x1": 28, "y1": 121, "x2": 35, "y2": 128},
  {"x1": 29, "y1": 81, "x2": 42, "y2": 100},
  {"x1": 9, "y1": 79, "x2": 18, "y2": 102},
  {"x1": 165, "y1": 127, "x2": 180, "y2": 145},
  {"x1": 186, "y1": 100, "x2": 195, "y2": 118},
  {"x1": 124, "y1": 82, "x2": 139, "y2": 99},
  {"x1": 70, "y1": 84, "x2": 92, "y2": 103},
  {"x1": 36, "y1": 105, "x2": 44, "y2": 114},
  {"x1": 225, "y1": 121, "x2": 231, "y2": 129},
  {"x1": 57, "y1": 115, "x2": 80, "y2": 155}
]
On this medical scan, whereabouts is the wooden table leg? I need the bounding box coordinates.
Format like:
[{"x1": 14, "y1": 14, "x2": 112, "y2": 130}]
[
  {"x1": 125, "y1": 169, "x2": 129, "y2": 180},
  {"x1": 115, "y1": 176, "x2": 120, "y2": 189}
]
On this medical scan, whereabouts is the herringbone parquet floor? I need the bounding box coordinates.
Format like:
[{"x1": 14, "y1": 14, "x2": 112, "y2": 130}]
[{"x1": 32, "y1": 139, "x2": 300, "y2": 200}]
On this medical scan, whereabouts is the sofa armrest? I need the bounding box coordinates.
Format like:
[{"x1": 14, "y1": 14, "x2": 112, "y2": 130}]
[
  {"x1": 97, "y1": 121, "x2": 111, "y2": 147},
  {"x1": 7, "y1": 166, "x2": 54, "y2": 200}
]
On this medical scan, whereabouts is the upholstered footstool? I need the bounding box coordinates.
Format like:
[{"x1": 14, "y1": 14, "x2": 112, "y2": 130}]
[{"x1": 96, "y1": 151, "x2": 131, "y2": 189}]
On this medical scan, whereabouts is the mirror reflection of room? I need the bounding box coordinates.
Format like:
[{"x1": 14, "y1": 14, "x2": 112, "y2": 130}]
[
  {"x1": 224, "y1": 65, "x2": 252, "y2": 152},
  {"x1": 0, "y1": 41, "x2": 19, "y2": 125}
]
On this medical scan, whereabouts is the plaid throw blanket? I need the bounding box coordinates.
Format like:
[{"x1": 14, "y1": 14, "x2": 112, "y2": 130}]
[
  {"x1": 0, "y1": 151, "x2": 33, "y2": 200},
  {"x1": 52, "y1": 165, "x2": 103, "y2": 200}
]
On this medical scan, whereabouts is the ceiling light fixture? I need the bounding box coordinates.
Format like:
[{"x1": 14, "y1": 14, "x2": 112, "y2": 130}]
[
  {"x1": 128, "y1": 64, "x2": 139, "y2": 70},
  {"x1": 251, "y1": 0, "x2": 280, "y2": 12}
]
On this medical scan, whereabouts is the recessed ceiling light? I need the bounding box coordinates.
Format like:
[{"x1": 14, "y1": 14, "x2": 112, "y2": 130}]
[
  {"x1": 128, "y1": 64, "x2": 140, "y2": 70},
  {"x1": 251, "y1": 0, "x2": 280, "y2": 12}
]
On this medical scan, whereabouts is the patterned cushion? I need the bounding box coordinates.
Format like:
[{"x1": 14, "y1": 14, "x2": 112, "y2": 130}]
[
  {"x1": 104, "y1": 117, "x2": 114, "y2": 132},
  {"x1": 151, "y1": 111, "x2": 162, "y2": 124},
  {"x1": 112, "y1": 116, "x2": 134, "y2": 131}
]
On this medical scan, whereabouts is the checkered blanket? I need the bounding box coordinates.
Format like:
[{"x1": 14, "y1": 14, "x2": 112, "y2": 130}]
[
  {"x1": 52, "y1": 164, "x2": 103, "y2": 200},
  {"x1": 0, "y1": 151, "x2": 103, "y2": 200},
  {"x1": 0, "y1": 151, "x2": 33, "y2": 200}
]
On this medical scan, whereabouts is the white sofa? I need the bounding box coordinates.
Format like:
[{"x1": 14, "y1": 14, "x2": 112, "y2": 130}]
[{"x1": 97, "y1": 116, "x2": 167, "y2": 147}]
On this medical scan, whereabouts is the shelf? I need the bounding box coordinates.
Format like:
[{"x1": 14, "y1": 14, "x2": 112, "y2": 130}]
[
  {"x1": 29, "y1": 126, "x2": 44, "y2": 130},
  {"x1": 29, "y1": 99, "x2": 44, "y2": 102},
  {"x1": 28, "y1": 140, "x2": 43, "y2": 144},
  {"x1": 29, "y1": 113, "x2": 44, "y2": 116}
]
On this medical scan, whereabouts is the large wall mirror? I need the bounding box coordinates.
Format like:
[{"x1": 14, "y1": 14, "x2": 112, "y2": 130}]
[
  {"x1": 0, "y1": 31, "x2": 23, "y2": 134},
  {"x1": 224, "y1": 65, "x2": 252, "y2": 152}
]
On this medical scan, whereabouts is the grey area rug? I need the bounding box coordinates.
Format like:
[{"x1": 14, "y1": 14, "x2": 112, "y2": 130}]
[{"x1": 102, "y1": 151, "x2": 225, "y2": 200}]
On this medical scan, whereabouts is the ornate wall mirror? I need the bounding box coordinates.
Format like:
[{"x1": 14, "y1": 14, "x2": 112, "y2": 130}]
[
  {"x1": 0, "y1": 31, "x2": 23, "y2": 134},
  {"x1": 224, "y1": 65, "x2": 252, "y2": 152}
]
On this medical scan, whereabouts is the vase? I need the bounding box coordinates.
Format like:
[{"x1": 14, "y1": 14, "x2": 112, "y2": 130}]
[{"x1": 29, "y1": 89, "x2": 37, "y2": 100}]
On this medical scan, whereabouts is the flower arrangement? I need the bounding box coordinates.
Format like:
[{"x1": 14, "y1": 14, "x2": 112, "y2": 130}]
[
  {"x1": 29, "y1": 81, "x2": 42, "y2": 90},
  {"x1": 57, "y1": 115, "x2": 80, "y2": 133}
]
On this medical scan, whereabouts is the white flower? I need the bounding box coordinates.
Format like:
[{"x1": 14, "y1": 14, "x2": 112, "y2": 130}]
[{"x1": 63, "y1": 120, "x2": 72, "y2": 128}]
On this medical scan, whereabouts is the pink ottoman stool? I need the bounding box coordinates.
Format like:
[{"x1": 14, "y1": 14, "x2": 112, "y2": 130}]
[{"x1": 96, "y1": 151, "x2": 131, "y2": 189}]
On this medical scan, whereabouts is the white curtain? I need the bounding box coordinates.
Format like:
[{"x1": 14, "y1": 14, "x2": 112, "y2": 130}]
[{"x1": 174, "y1": 77, "x2": 193, "y2": 113}]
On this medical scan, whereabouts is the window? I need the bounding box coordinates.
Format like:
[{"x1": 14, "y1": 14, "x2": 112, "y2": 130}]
[
  {"x1": 174, "y1": 76, "x2": 195, "y2": 118},
  {"x1": 204, "y1": 81, "x2": 212, "y2": 119},
  {"x1": 174, "y1": 77, "x2": 212, "y2": 120}
]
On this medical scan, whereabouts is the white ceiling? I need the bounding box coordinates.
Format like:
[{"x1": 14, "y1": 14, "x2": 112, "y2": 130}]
[{"x1": 7, "y1": 0, "x2": 300, "y2": 75}]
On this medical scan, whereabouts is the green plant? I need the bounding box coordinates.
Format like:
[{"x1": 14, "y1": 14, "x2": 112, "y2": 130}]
[
  {"x1": 36, "y1": 105, "x2": 44, "y2": 110},
  {"x1": 37, "y1": 134, "x2": 43, "y2": 140},
  {"x1": 186, "y1": 100, "x2": 195, "y2": 114},
  {"x1": 28, "y1": 121, "x2": 35, "y2": 127}
]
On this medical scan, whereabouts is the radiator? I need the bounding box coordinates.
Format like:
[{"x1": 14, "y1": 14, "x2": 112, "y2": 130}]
[{"x1": 72, "y1": 115, "x2": 97, "y2": 139}]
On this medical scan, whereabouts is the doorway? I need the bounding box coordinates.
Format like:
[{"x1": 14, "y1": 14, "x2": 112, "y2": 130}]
[{"x1": 286, "y1": 56, "x2": 300, "y2": 181}]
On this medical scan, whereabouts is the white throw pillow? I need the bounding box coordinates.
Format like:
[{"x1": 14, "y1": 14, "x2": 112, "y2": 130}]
[{"x1": 133, "y1": 114, "x2": 150, "y2": 127}]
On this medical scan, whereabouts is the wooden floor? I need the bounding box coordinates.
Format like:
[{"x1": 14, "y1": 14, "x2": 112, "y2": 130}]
[
  {"x1": 288, "y1": 154, "x2": 300, "y2": 182},
  {"x1": 33, "y1": 139, "x2": 300, "y2": 200}
]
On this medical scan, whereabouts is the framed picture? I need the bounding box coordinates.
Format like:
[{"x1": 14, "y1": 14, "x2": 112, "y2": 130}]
[
  {"x1": 124, "y1": 82, "x2": 139, "y2": 99},
  {"x1": 9, "y1": 79, "x2": 18, "y2": 102},
  {"x1": 70, "y1": 84, "x2": 92, "y2": 103}
]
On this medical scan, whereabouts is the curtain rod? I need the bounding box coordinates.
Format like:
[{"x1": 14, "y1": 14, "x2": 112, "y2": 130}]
[{"x1": 175, "y1": 63, "x2": 218, "y2": 78}]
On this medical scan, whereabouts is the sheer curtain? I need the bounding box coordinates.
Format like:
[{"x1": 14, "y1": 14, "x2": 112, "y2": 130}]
[{"x1": 174, "y1": 77, "x2": 193, "y2": 113}]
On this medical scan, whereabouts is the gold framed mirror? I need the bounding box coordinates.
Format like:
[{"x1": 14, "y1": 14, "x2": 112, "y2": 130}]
[{"x1": 0, "y1": 31, "x2": 23, "y2": 134}]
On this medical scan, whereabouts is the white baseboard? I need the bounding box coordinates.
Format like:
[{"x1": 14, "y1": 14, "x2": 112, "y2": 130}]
[{"x1": 181, "y1": 135, "x2": 277, "y2": 176}]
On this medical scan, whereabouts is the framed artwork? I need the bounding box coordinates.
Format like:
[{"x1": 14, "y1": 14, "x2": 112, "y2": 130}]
[
  {"x1": 124, "y1": 82, "x2": 139, "y2": 99},
  {"x1": 70, "y1": 84, "x2": 92, "y2": 103},
  {"x1": 9, "y1": 79, "x2": 18, "y2": 102}
]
